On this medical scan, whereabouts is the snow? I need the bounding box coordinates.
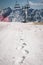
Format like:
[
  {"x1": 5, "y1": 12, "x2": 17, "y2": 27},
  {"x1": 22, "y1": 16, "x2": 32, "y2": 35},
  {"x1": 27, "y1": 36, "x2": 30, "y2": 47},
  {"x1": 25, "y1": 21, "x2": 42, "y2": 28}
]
[{"x1": 0, "y1": 22, "x2": 43, "y2": 65}]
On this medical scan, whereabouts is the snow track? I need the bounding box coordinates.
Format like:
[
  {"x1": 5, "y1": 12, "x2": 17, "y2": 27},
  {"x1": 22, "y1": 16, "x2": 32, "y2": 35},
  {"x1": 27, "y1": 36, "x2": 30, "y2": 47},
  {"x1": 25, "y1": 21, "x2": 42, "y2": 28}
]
[{"x1": 0, "y1": 22, "x2": 43, "y2": 65}]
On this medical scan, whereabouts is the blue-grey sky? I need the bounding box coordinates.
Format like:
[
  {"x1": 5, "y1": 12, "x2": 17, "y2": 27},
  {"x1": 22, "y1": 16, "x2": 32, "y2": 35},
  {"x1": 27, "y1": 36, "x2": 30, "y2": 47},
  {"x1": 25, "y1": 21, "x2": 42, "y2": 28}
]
[{"x1": 0, "y1": 0, "x2": 43, "y2": 9}]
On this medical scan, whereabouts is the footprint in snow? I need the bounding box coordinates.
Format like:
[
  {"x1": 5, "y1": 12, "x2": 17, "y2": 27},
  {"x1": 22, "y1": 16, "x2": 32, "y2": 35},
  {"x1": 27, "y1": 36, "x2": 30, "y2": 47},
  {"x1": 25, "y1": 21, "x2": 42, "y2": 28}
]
[
  {"x1": 12, "y1": 57, "x2": 15, "y2": 59},
  {"x1": 20, "y1": 39, "x2": 23, "y2": 41},
  {"x1": 23, "y1": 43, "x2": 27, "y2": 46},
  {"x1": 21, "y1": 46, "x2": 24, "y2": 49},
  {"x1": 19, "y1": 56, "x2": 26, "y2": 64},
  {"x1": 25, "y1": 50, "x2": 29, "y2": 54},
  {"x1": 21, "y1": 43, "x2": 27, "y2": 49}
]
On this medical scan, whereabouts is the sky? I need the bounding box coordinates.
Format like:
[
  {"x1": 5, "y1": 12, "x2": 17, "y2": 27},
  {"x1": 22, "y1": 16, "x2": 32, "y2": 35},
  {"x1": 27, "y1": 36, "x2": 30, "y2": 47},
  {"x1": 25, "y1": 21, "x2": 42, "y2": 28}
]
[{"x1": 0, "y1": 0, "x2": 43, "y2": 9}]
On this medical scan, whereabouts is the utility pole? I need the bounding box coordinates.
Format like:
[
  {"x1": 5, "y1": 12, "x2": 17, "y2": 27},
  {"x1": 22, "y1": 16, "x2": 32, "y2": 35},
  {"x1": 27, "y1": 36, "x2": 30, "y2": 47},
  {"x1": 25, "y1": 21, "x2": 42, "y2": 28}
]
[{"x1": 25, "y1": 0, "x2": 30, "y2": 22}]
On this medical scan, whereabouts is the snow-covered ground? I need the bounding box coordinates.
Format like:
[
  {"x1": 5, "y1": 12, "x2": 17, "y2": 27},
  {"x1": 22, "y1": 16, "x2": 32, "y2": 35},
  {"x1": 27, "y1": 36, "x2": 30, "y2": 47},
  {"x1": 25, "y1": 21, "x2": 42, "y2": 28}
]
[{"x1": 0, "y1": 22, "x2": 43, "y2": 65}]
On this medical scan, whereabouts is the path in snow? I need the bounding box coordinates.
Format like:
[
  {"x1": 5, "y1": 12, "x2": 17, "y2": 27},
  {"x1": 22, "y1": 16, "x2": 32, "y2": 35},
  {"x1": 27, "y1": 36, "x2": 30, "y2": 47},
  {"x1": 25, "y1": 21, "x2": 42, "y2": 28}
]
[{"x1": 0, "y1": 22, "x2": 43, "y2": 65}]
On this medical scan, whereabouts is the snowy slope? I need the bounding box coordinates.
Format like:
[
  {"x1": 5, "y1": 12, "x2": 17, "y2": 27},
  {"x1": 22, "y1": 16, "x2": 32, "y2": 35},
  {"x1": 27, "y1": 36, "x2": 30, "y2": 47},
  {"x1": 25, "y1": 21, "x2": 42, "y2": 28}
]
[{"x1": 0, "y1": 22, "x2": 43, "y2": 65}]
